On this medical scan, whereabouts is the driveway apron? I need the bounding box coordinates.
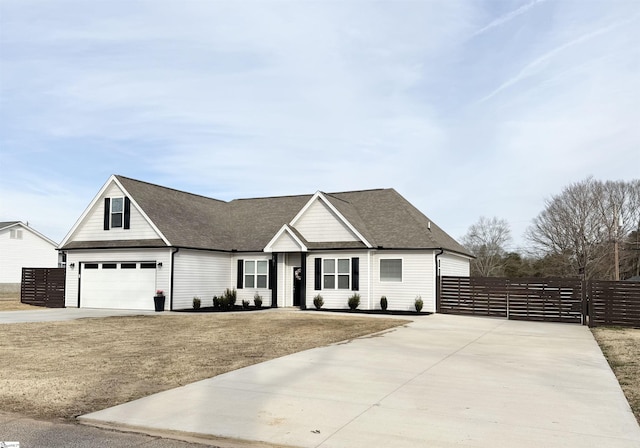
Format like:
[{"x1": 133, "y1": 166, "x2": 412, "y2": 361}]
[{"x1": 80, "y1": 314, "x2": 640, "y2": 448}]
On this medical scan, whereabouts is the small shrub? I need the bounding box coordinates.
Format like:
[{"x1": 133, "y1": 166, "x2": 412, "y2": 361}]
[
  {"x1": 254, "y1": 293, "x2": 263, "y2": 309},
  {"x1": 415, "y1": 295, "x2": 423, "y2": 313},
  {"x1": 313, "y1": 294, "x2": 324, "y2": 310},
  {"x1": 192, "y1": 297, "x2": 201, "y2": 310},
  {"x1": 242, "y1": 299, "x2": 250, "y2": 309},
  {"x1": 348, "y1": 293, "x2": 361, "y2": 310},
  {"x1": 221, "y1": 288, "x2": 237, "y2": 310},
  {"x1": 380, "y1": 296, "x2": 388, "y2": 311},
  {"x1": 212, "y1": 296, "x2": 220, "y2": 309}
]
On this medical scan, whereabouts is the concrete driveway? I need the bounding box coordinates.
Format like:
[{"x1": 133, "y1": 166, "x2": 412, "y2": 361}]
[
  {"x1": 78, "y1": 313, "x2": 640, "y2": 448},
  {"x1": 0, "y1": 307, "x2": 158, "y2": 324}
]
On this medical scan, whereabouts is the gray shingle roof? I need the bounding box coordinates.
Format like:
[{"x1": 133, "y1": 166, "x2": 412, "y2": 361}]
[{"x1": 79, "y1": 176, "x2": 470, "y2": 255}]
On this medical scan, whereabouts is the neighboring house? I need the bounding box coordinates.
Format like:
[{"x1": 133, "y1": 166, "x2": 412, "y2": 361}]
[
  {"x1": 0, "y1": 221, "x2": 60, "y2": 294},
  {"x1": 59, "y1": 175, "x2": 472, "y2": 311}
]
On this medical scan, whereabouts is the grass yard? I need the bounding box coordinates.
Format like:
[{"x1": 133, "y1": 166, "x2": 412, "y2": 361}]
[
  {"x1": 591, "y1": 327, "x2": 640, "y2": 424},
  {"x1": 0, "y1": 297, "x2": 35, "y2": 311},
  {"x1": 0, "y1": 309, "x2": 407, "y2": 421}
]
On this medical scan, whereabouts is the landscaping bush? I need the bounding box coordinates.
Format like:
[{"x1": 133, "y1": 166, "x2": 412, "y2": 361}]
[
  {"x1": 212, "y1": 296, "x2": 220, "y2": 309},
  {"x1": 313, "y1": 294, "x2": 324, "y2": 310},
  {"x1": 414, "y1": 295, "x2": 423, "y2": 313},
  {"x1": 242, "y1": 299, "x2": 250, "y2": 310},
  {"x1": 192, "y1": 297, "x2": 201, "y2": 310},
  {"x1": 380, "y1": 296, "x2": 388, "y2": 311},
  {"x1": 348, "y1": 293, "x2": 361, "y2": 310},
  {"x1": 221, "y1": 288, "x2": 237, "y2": 310},
  {"x1": 254, "y1": 293, "x2": 263, "y2": 309}
]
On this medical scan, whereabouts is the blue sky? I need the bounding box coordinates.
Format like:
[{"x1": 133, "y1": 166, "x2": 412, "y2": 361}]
[{"x1": 1, "y1": 0, "x2": 639, "y2": 250}]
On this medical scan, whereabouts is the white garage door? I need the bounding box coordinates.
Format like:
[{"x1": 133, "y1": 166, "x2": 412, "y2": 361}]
[{"x1": 80, "y1": 262, "x2": 157, "y2": 310}]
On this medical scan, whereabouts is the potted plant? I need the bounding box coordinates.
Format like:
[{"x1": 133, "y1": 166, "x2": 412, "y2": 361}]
[{"x1": 154, "y1": 290, "x2": 165, "y2": 312}]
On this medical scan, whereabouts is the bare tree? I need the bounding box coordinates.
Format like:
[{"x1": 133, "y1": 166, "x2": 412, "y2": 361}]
[
  {"x1": 526, "y1": 177, "x2": 640, "y2": 280},
  {"x1": 461, "y1": 216, "x2": 512, "y2": 276}
]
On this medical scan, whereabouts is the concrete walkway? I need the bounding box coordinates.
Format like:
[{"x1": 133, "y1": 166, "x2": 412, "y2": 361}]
[{"x1": 80, "y1": 314, "x2": 640, "y2": 448}]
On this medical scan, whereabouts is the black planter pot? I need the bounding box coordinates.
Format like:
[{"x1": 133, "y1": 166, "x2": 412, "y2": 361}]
[{"x1": 154, "y1": 295, "x2": 165, "y2": 312}]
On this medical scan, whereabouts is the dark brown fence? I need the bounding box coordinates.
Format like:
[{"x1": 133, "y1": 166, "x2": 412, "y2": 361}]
[
  {"x1": 21, "y1": 268, "x2": 66, "y2": 308},
  {"x1": 589, "y1": 281, "x2": 640, "y2": 328},
  {"x1": 439, "y1": 277, "x2": 584, "y2": 324}
]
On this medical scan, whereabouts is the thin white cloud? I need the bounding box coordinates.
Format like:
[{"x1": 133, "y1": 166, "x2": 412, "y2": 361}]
[{"x1": 470, "y1": 0, "x2": 548, "y2": 37}]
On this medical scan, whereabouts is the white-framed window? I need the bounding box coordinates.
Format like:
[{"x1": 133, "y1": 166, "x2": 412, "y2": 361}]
[
  {"x1": 9, "y1": 229, "x2": 23, "y2": 239},
  {"x1": 245, "y1": 260, "x2": 268, "y2": 288},
  {"x1": 323, "y1": 258, "x2": 350, "y2": 289},
  {"x1": 111, "y1": 197, "x2": 124, "y2": 228},
  {"x1": 380, "y1": 259, "x2": 402, "y2": 282}
]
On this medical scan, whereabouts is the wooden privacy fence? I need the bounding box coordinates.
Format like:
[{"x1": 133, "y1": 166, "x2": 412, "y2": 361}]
[
  {"x1": 439, "y1": 276, "x2": 640, "y2": 327},
  {"x1": 438, "y1": 277, "x2": 584, "y2": 324},
  {"x1": 21, "y1": 267, "x2": 66, "y2": 308},
  {"x1": 589, "y1": 281, "x2": 640, "y2": 327}
]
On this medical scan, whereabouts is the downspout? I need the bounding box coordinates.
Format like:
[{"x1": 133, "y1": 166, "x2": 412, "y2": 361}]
[
  {"x1": 170, "y1": 247, "x2": 180, "y2": 311},
  {"x1": 434, "y1": 248, "x2": 444, "y2": 313},
  {"x1": 367, "y1": 250, "x2": 372, "y2": 309}
]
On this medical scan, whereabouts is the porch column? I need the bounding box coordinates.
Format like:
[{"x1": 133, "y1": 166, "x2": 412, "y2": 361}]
[
  {"x1": 271, "y1": 253, "x2": 278, "y2": 308},
  {"x1": 300, "y1": 252, "x2": 307, "y2": 310}
]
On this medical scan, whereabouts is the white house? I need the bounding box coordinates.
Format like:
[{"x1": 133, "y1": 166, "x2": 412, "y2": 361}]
[
  {"x1": 0, "y1": 221, "x2": 60, "y2": 294},
  {"x1": 59, "y1": 175, "x2": 471, "y2": 311}
]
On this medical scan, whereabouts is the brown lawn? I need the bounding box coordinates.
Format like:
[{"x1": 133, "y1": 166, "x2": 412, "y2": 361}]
[
  {"x1": 0, "y1": 309, "x2": 407, "y2": 421},
  {"x1": 0, "y1": 297, "x2": 36, "y2": 311},
  {"x1": 592, "y1": 327, "x2": 640, "y2": 423}
]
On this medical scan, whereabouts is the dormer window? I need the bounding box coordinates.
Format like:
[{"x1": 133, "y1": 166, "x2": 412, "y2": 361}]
[
  {"x1": 111, "y1": 197, "x2": 124, "y2": 228},
  {"x1": 104, "y1": 197, "x2": 131, "y2": 230}
]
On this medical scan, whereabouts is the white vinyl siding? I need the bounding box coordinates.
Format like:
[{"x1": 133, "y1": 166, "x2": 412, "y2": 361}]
[
  {"x1": 64, "y1": 248, "x2": 171, "y2": 308},
  {"x1": 0, "y1": 225, "x2": 59, "y2": 283},
  {"x1": 439, "y1": 252, "x2": 471, "y2": 277},
  {"x1": 268, "y1": 231, "x2": 304, "y2": 252},
  {"x1": 70, "y1": 183, "x2": 161, "y2": 242},
  {"x1": 294, "y1": 199, "x2": 360, "y2": 243},
  {"x1": 172, "y1": 250, "x2": 231, "y2": 309},
  {"x1": 307, "y1": 251, "x2": 367, "y2": 309},
  {"x1": 233, "y1": 253, "x2": 272, "y2": 305},
  {"x1": 372, "y1": 251, "x2": 435, "y2": 312}
]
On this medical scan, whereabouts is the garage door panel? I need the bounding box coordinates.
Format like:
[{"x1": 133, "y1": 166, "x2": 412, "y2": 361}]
[{"x1": 81, "y1": 262, "x2": 157, "y2": 310}]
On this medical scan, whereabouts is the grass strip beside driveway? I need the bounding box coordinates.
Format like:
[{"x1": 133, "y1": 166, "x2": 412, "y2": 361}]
[
  {"x1": 0, "y1": 311, "x2": 407, "y2": 421},
  {"x1": 592, "y1": 327, "x2": 640, "y2": 424}
]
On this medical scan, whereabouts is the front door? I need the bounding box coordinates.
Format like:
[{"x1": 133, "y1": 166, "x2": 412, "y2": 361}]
[{"x1": 293, "y1": 267, "x2": 302, "y2": 306}]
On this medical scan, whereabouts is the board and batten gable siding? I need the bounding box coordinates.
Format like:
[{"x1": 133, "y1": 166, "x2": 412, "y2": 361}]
[
  {"x1": 372, "y1": 250, "x2": 436, "y2": 312},
  {"x1": 0, "y1": 225, "x2": 59, "y2": 283},
  {"x1": 70, "y1": 183, "x2": 161, "y2": 242},
  {"x1": 439, "y1": 252, "x2": 470, "y2": 277},
  {"x1": 172, "y1": 250, "x2": 231, "y2": 310},
  {"x1": 232, "y1": 253, "x2": 273, "y2": 305},
  {"x1": 64, "y1": 248, "x2": 171, "y2": 308},
  {"x1": 294, "y1": 199, "x2": 360, "y2": 243},
  {"x1": 307, "y1": 251, "x2": 370, "y2": 310}
]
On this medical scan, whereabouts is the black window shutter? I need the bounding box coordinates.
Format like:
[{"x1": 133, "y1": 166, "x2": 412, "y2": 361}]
[
  {"x1": 314, "y1": 258, "x2": 322, "y2": 290},
  {"x1": 352, "y1": 257, "x2": 360, "y2": 291},
  {"x1": 237, "y1": 259, "x2": 244, "y2": 289},
  {"x1": 268, "y1": 259, "x2": 274, "y2": 290},
  {"x1": 103, "y1": 198, "x2": 111, "y2": 230},
  {"x1": 123, "y1": 197, "x2": 131, "y2": 229}
]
